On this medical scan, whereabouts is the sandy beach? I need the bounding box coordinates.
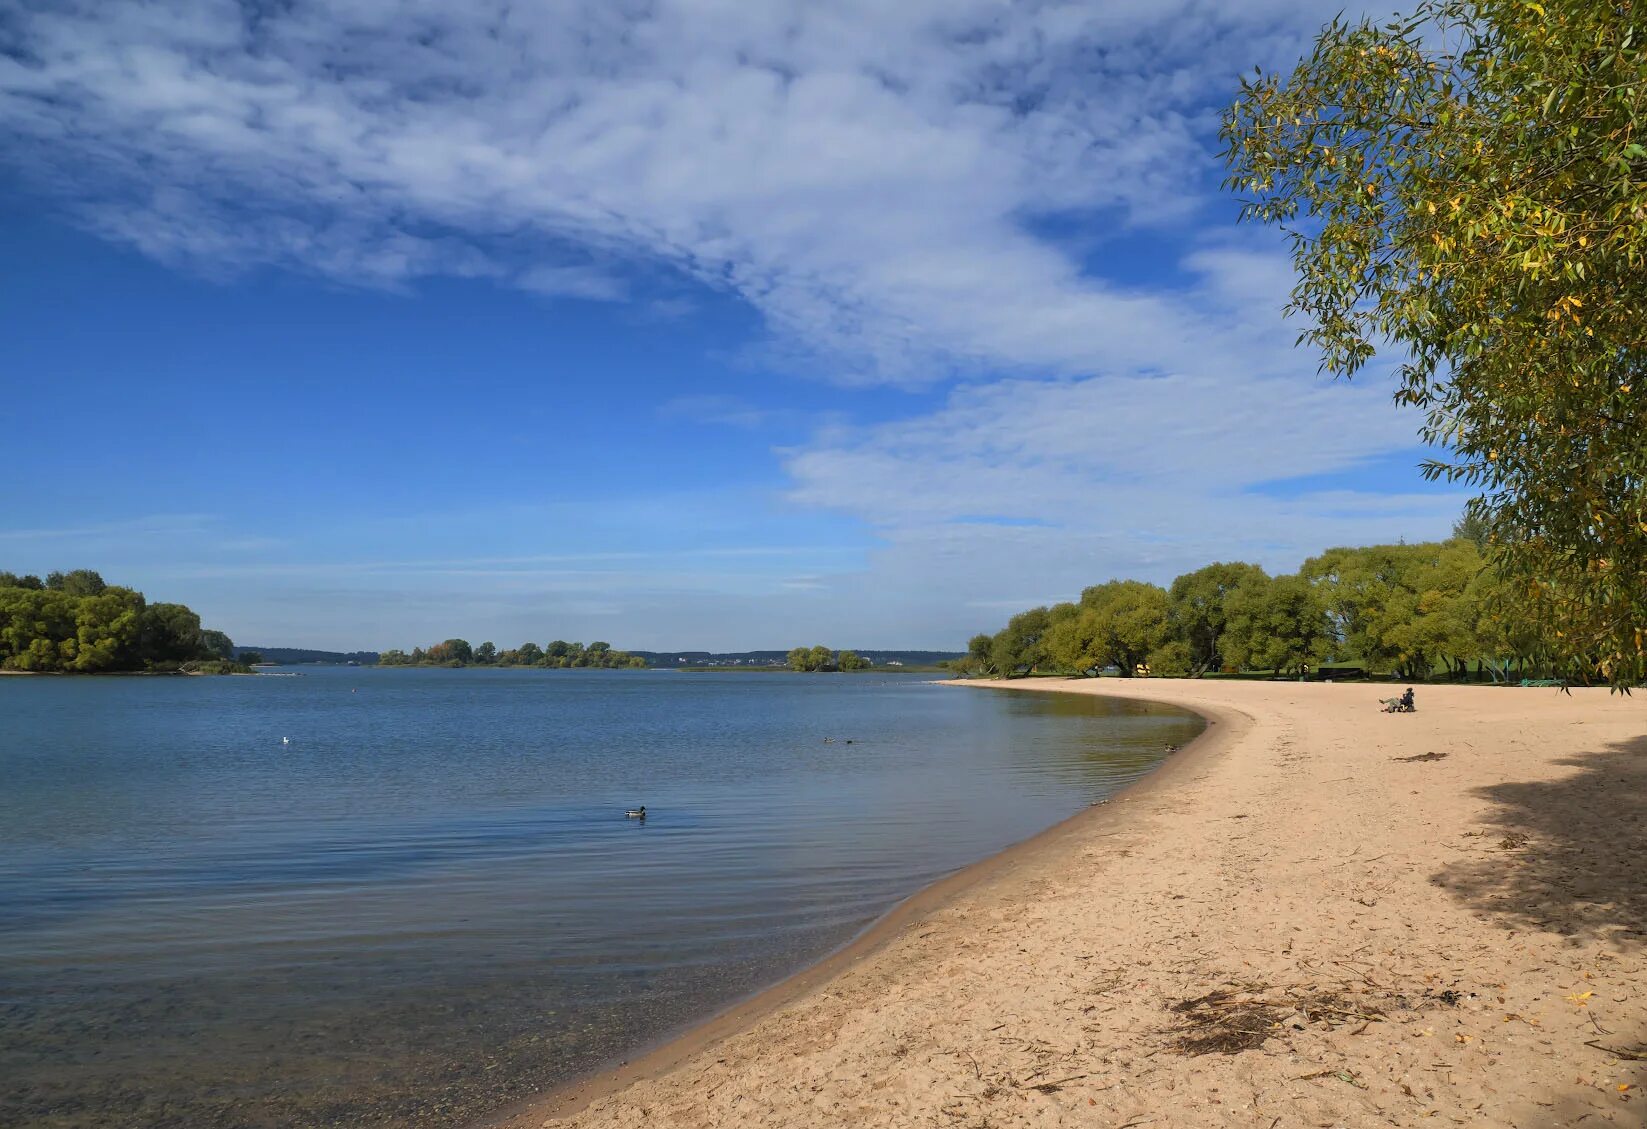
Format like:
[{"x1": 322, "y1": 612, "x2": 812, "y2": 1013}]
[{"x1": 497, "y1": 679, "x2": 1647, "y2": 1129}]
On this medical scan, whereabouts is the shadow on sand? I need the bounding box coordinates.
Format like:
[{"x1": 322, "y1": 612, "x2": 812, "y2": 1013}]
[{"x1": 1434, "y1": 735, "x2": 1647, "y2": 945}]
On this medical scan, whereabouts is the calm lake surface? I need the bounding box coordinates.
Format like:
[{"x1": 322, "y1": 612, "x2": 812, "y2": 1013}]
[{"x1": 0, "y1": 668, "x2": 1202, "y2": 1127}]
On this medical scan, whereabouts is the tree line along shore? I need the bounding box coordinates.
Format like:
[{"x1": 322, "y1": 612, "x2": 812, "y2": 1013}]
[
  {"x1": 956, "y1": 519, "x2": 1604, "y2": 685},
  {"x1": 0, "y1": 570, "x2": 247, "y2": 674},
  {"x1": 377, "y1": 643, "x2": 918, "y2": 672},
  {"x1": 785, "y1": 645, "x2": 872, "y2": 671},
  {"x1": 377, "y1": 639, "x2": 648, "y2": 669}
]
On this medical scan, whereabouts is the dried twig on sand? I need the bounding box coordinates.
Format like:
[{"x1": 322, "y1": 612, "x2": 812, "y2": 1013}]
[
  {"x1": 1164, "y1": 990, "x2": 1284, "y2": 1055},
  {"x1": 1163, "y1": 985, "x2": 1390, "y2": 1056}
]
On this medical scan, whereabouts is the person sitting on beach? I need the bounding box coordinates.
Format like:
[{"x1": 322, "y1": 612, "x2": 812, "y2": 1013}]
[{"x1": 1380, "y1": 688, "x2": 1417, "y2": 713}]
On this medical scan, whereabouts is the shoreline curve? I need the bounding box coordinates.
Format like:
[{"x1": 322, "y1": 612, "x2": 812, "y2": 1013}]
[
  {"x1": 476, "y1": 682, "x2": 1243, "y2": 1128},
  {"x1": 482, "y1": 679, "x2": 1647, "y2": 1129}
]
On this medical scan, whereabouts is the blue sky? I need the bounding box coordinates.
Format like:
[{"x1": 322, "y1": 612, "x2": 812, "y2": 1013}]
[{"x1": 0, "y1": 0, "x2": 1464, "y2": 651}]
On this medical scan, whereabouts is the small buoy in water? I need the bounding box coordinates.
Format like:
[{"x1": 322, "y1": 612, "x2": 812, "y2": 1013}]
[{"x1": 625, "y1": 806, "x2": 646, "y2": 819}]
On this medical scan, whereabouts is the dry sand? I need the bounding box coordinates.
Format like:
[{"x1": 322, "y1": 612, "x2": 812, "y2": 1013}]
[{"x1": 495, "y1": 679, "x2": 1647, "y2": 1129}]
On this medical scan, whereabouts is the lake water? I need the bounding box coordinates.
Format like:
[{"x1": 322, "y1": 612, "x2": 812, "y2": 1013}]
[{"x1": 0, "y1": 668, "x2": 1202, "y2": 1127}]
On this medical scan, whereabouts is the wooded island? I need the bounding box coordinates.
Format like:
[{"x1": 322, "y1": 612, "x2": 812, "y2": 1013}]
[
  {"x1": 377, "y1": 639, "x2": 647, "y2": 668},
  {"x1": 0, "y1": 570, "x2": 245, "y2": 673}
]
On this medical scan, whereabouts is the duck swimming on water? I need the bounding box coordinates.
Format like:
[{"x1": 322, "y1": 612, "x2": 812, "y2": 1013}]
[{"x1": 625, "y1": 806, "x2": 646, "y2": 819}]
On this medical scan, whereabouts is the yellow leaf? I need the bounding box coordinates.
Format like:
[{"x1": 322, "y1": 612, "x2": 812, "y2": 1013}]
[{"x1": 1566, "y1": 991, "x2": 1593, "y2": 1006}]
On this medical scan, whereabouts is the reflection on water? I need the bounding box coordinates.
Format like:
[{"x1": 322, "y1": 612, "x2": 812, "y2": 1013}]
[{"x1": 0, "y1": 669, "x2": 1201, "y2": 1127}]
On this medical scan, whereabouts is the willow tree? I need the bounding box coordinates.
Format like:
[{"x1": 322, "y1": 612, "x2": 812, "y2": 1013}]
[{"x1": 1223, "y1": 1, "x2": 1645, "y2": 687}]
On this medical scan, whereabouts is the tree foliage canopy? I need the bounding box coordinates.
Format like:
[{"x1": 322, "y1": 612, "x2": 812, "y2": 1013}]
[
  {"x1": 1045, "y1": 581, "x2": 1176, "y2": 677},
  {"x1": 1169, "y1": 562, "x2": 1270, "y2": 675},
  {"x1": 379, "y1": 638, "x2": 646, "y2": 668},
  {"x1": 1223, "y1": 0, "x2": 1647, "y2": 687},
  {"x1": 1221, "y1": 574, "x2": 1333, "y2": 678},
  {"x1": 785, "y1": 645, "x2": 875, "y2": 671},
  {"x1": 955, "y1": 528, "x2": 1582, "y2": 684},
  {"x1": 989, "y1": 607, "x2": 1054, "y2": 678},
  {"x1": 0, "y1": 570, "x2": 235, "y2": 672}
]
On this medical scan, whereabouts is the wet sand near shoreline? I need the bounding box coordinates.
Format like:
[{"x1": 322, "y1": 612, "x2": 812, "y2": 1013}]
[{"x1": 493, "y1": 679, "x2": 1647, "y2": 1129}]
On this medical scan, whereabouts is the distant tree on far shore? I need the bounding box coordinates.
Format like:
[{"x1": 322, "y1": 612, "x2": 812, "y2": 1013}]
[
  {"x1": 381, "y1": 638, "x2": 645, "y2": 669},
  {"x1": 786, "y1": 645, "x2": 877, "y2": 672},
  {"x1": 424, "y1": 638, "x2": 473, "y2": 666},
  {"x1": 787, "y1": 645, "x2": 829, "y2": 671}
]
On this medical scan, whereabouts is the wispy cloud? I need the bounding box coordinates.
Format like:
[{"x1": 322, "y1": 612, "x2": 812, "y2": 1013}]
[
  {"x1": 163, "y1": 543, "x2": 866, "y2": 580},
  {"x1": 215, "y1": 536, "x2": 289, "y2": 553},
  {"x1": 0, "y1": 0, "x2": 1453, "y2": 650},
  {"x1": 517, "y1": 263, "x2": 628, "y2": 301},
  {"x1": 658, "y1": 394, "x2": 823, "y2": 432},
  {"x1": 0, "y1": 513, "x2": 216, "y2": 541},
  {"x1": 0, "y1": 0, "x2": 1354, "y2": 384},
  {"x1": 779, "y1": 341, "x2": 1468, "y2": 634}
]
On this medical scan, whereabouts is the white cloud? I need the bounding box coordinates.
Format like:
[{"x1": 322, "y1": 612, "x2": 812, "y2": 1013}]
[
  {"x1": 517, "y1": 263, "x2": 627, "y2": 301},
  {"x1": 1, "y1": 0, "x2": 1359, "y2": 381},
  {"x1": 0, "y1": 0, "x2": 1462, "y2": 649},
  {"x1": 0, "y1": 513, "x2": 216, "y2": 541},
  {"x1": 657, "y1": 393, "x2": 830, "y2": 432},
  {"x1": 787, "y1": 369, "x2": 1421, "y2": 525},
  {"x1": 778, "y1": 337, "x2": 1469, "y2": 640}
]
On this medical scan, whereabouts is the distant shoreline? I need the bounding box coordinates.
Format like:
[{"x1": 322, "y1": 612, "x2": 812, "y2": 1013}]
[
  {"x1": 0, "y1": 667, "x2": 254, "y2": 677},
  {"x1": 674, "y1": 665, "x2": 951, "y2": 674}
]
